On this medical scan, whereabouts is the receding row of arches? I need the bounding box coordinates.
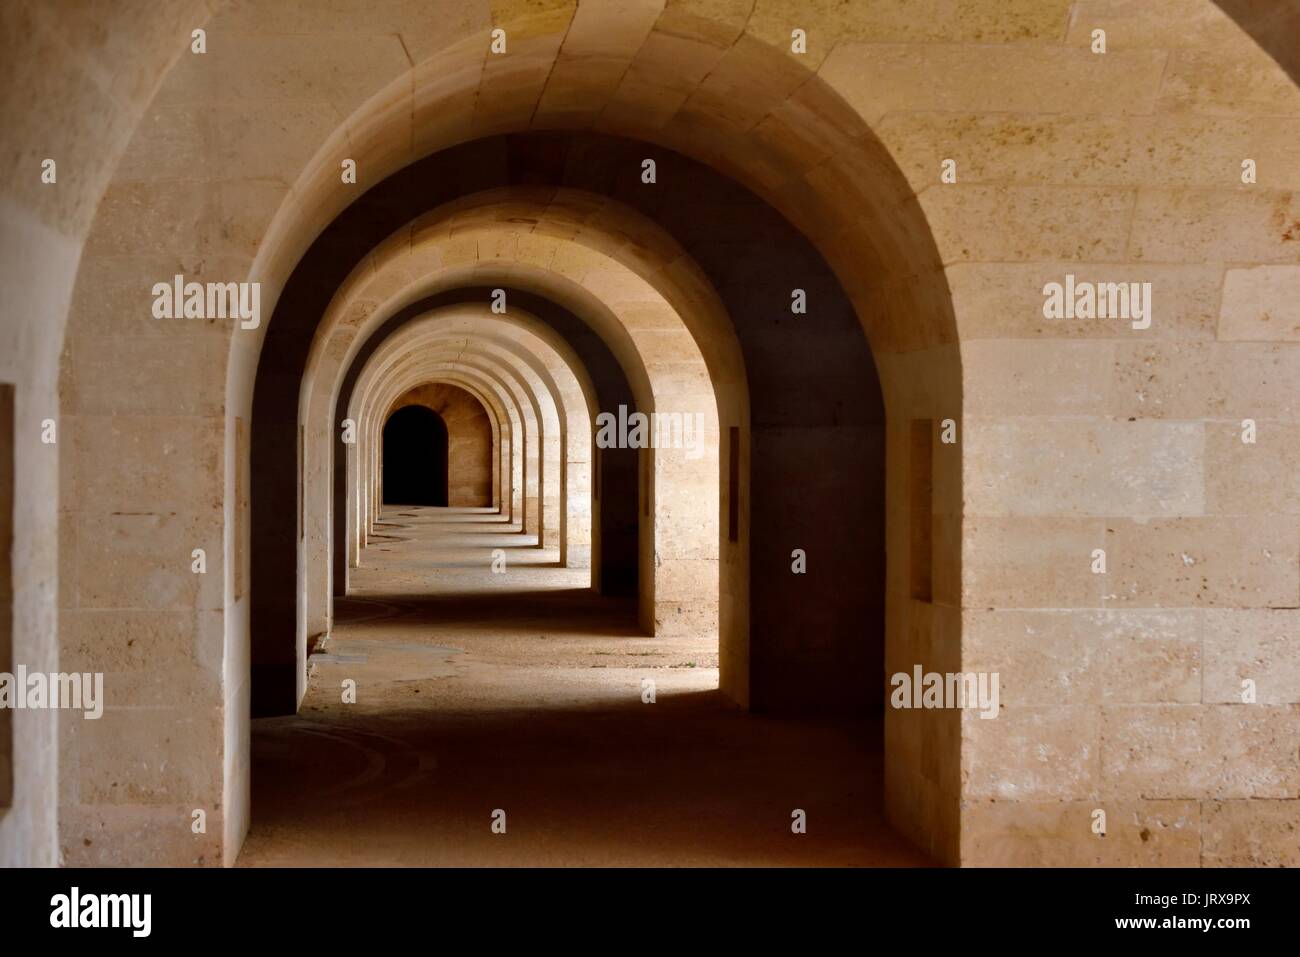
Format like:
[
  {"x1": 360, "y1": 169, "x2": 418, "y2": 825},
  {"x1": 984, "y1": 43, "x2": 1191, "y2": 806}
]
[
  {"x1": 227, "y1": 127, "x2": 905, "y2": 862},
  {"x1": 44, "y1": 10, "x2": 981, "y2": 867},
  {"x1": 4, "y1": 0, "x2": 1293, "y2": 870},
  {"x1": 252, "y1": 137, "x2": 896, "y2": 727}
]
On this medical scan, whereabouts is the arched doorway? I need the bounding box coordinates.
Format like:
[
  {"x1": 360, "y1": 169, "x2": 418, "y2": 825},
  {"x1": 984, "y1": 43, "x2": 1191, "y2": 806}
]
[{"x1": 381, "y1": 405, "x2": 448, "y2": 507}]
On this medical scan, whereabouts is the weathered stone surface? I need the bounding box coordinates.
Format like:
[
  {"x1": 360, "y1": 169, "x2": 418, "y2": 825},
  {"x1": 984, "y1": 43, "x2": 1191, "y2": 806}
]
[
  {"x1": 963, "y1": 799, "x2": 1201, "y2": 867},
  {"x1": 3, "y1": 0, "x2": 1297, "y2": 872},
  {"x1": 1219, "y1": 266, "x2": 1300, "y2": 341},
  {"x1": 1203, "y1": 799, "x2": 1300, "y2": 866},
  {"x1": 1203, "y1": 609, "x2": 1300, "y2": 705}
]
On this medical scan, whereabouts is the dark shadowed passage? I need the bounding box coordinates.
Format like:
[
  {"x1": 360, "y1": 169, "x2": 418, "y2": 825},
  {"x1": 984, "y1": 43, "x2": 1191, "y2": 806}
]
[{"x1": 383, "y1": 406, "x2": 449, "y2": 506}]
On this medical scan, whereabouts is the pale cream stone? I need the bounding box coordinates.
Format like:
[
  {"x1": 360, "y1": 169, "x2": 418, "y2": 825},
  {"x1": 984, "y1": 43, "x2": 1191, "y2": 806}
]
[
  {"x1": 1101, "y1": 703, "x2": 1203, "y2": 798},
  {"x1": 919, "y1": 185, "x2": 1134, "y2": 263},
  {"x1": 1203, "y1": 609, "x2": 1300, "y2": 705},
  {"x1": 1103, "y1": 517, "x2": 1299, "y2": 608},
  {"x1": 962, "y1": 800, "x2": 1201, "y2": 867},
  {"x1": 76, "y1": 707, "x2": 223, "y2": 804},
  {"x1": 1203, "y1": 799, "x2": 1300, "y2": 866},
  {"x1": 1109, "y1": 342, "x2": 1300, "y2": 420},
  {"x1": 878, "y1": 112, "x2": 1300, "y2": 193},
  {"x1": 964, "y1": 518, "x2": 1108, "y2": 608},
  {"x1": 3, "y1": 0, "x2": 1297, "y2": 871},
  {"x1": 1129, "y1": 188, "x2": 1300, "y2": 263},
  {"x1": 1202, "y1": 704, "x2": 1300, "y2": 798},
  {"x1": 949, "y1": 262, "x2": 1223, "y2": 341},
  {"x1": 1065, "y1": 0, "x2": 1244, "y2": 49},
  {"x1": 819, "y1": 44, "x2": 1166, "y2": 124},
  {"x1": 1204, "y1": 421, "x2": 1300, "y2": 516},
  {"x1": 64, "y1": 334, "x2": 227, "y2": 417},
  {"x1": 752, "y1": 0, "x2": 1073, "y2": 62},
  {"x1": 963, "y1": 706, "x2": 1099, "y2": 801},
  {"x1": 964, "y1": 417, "x2": 1204, "y2": 518},
  {"x1": 1219, "y1": 266, "x2": 1300, "y2": 341},
  {"x1": 963, "y1": 608, "x2": 1200, "y2": 706},
  {"x1": 73, "y1": 512, "x2": 223, "y2": 613},
  {"x1": 1159, "y1": 47, "x2": 1300, "y2": 117}
]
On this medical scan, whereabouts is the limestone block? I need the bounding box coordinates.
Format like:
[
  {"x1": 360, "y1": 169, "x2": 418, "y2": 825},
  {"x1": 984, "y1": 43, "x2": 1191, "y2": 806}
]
[
  {"x1": 919, "y1": 186, "x2": 1133, "y2": 263},
  {"x1": 753, "y1": 0, "x2": 1073, "y2": 51},
  {"x1": 154, "y1": 31, "x2": 412, "y2": 119},
  {"x1": 68, "y1": 253, "x2": 252, "y2": 339},
  {"x1": 1066, "y1": 0, "x2": 1244, "y2": 50},
  {"x1": 61, "y1": 804, "x2": 223, "y2": 868},
  {"x1": 76, "y1": 706, "x2": 223, "y2": 804},
  {"x1": 475, "y1": 35, "x2": 562, "y2": 134},
  {"x1": 653, "y1": 599, "x2": 718, "y2": 638},
  {"x1": 1101, "y1": 703, "x2": 1204, "y2": 797},
  {"x1": 64, "y1": 334, "x2": 227, "y2": 417},
  {"x1": 750, "y1": 78, "x2": 872, "y2": 177},
  {"x1": 533, "y1": 0, "x2": 662, "y2": 123},
  {"x1": 962, "y1": 799, "x2": 1200, "y2": 867},
  {"x1": 659, "y1": 0, "x2": 751, "y2": 49},
  {"x1": 1205, "y1": 420, "x2": 1300, "y2": 516},
  {"x1": 1101, "y1": 703, "x2": 1300, "y2": 799},
  {"x1": 1203, "y1": 799, "x2": 1300, "y2": 866},
  {"x1": 69, "y1": 414, "x2": 222, "y2": 515},
  {"x1": 216, "y1": 0, "x2": 489, "y2": 62},
  {"x1": 964, "y1": 517, "x2": 1108, "y2": 608},
  {"x1": 603, "y1": 30, "x2": 723, "y2": 131},
  {"x1": 86, "y1": 181, "x2": 212, "y2": 258},
  {"x1": 963, "y1": 705, "x2": 1099, "y2": 801},
  {"x1": 1158, "y1": 48, "x2": 1300, "y2": 117},
  {"x1": 677, "y1": 35, "x2": 808, "y2": 140},
  {"x1": 948, "y1": 262, "x2": 1222, "y2": 341},
  {"x1": 963, "y1": 609, "x2": 1200, "y2": 707},
  {"x1": 412, "y1": 52, "x2": 482, "y2": 156},
  {"x1": 115, "y1": 103, "x2": 211, "y2": 182},
  {"x1": 1219, "y1": 266, "x2": 1300, "y2": 341},
  {"x1": 819, "y1": 44, "x2": 1165, "y2": 124},
  {"x1": 878, "y1": 112, "x2": 1300, "y2": 192},
  {"x1": 73, "y1": 511, "x2": 223, "y2": 612},
  {"x1": 1109, "y1": 342, "x2": 1300, "y2": 420},
  {"x1": 654, "y1": 558, "x2": 720, "y2": 603},
  {"x1": 1103, "y1": 516, "x2": 1299, "y2": 608},
  {"x1": 1129, "y1": 188, "x2": 1300, "y2": 264},
  {"x1": 962, "y1": 341, "x2": 1113, "y2": 417},
  {"x1": 1201, "y1": 704, "x2": 1300, "y2": 798},
  {"x1": 62, "y1": 609, "x2": 202, "y2": 674},
  {"x1": 964, "y1": 417, "x2": 1205, "y2": 518},
  {"x1": 1203, "y1": 609, "x2": 1300, "y2": 704}
]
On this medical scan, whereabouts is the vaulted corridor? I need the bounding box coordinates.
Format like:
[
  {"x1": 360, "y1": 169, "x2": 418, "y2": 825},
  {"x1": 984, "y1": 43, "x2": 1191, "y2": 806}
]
[
  {"x1": 242, "y1": 507, "x2": 923, "y2": 867},
  {"x1": 4, "y1": 1, "x2": 1299, "y2": 876}
]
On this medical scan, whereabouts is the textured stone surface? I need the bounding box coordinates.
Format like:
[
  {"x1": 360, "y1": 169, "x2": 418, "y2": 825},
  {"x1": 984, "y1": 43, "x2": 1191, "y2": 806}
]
[{"x1": 0, "y1": 0, "x2": 1295, "y2": 870}]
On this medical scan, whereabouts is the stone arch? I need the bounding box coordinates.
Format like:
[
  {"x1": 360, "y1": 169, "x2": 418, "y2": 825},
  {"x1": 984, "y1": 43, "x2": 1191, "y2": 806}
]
[
  {"x1": 357, "y1": 369, "x2": 519, "y2": 562},
  {"x1": 284, "y1": 196, "x2": 735, "y2": 723},
  {"x1": 345, "y1": 307, "x2": 597, "y2": 578},
  {"x1": 361, "y1": 343, "x2": 555, "y2": 551},
  {"x1": 28, "y1": 0, "x2": 1298, "y2": 872},
  {"x1": 61, "y1": 13, "x2": 951, "y2": 868},
  {"x1": 371, "y1": 357, "x2": 533, "y2": 522}
]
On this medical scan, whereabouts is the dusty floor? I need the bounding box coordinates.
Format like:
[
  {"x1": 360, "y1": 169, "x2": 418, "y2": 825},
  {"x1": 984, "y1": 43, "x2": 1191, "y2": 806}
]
[{"x1": 238, "y1": 506, "x2": 929, "y2": 866}]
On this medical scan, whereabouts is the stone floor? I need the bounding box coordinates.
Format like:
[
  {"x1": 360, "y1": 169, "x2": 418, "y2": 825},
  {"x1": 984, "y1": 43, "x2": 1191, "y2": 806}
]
[{"x1": 238, "y1": 506, "x2": 928, "y2": 866}]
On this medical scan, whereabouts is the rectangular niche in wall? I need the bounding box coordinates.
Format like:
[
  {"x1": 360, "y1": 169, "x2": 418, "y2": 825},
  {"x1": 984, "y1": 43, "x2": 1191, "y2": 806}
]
[
  {"x1": 0, "y1": 383, "x2": 13, "y2": 808},
  {"x1": 909, "y1": 418, "x2": 933, "y2": 603},
  {"x1": 728, "y1": 426, "x2": 739, "y2": 544}
]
